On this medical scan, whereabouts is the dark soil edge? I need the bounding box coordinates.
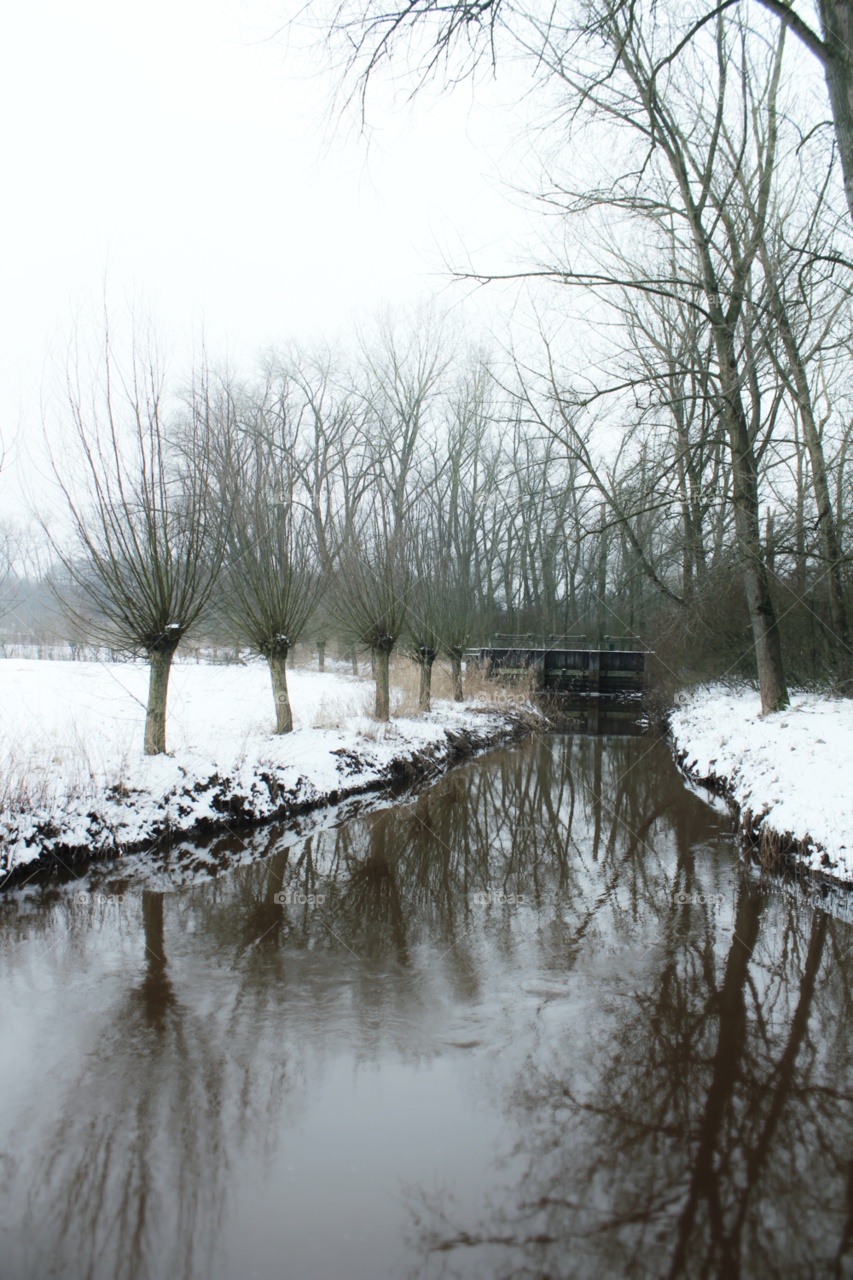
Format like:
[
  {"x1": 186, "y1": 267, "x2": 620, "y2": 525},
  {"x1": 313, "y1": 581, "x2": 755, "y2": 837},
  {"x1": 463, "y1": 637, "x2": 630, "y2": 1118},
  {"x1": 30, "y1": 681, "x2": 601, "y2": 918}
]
[
  {"x1": 1, "y1": 710, "x2": 540, "y2": 892},
  {"x1": 668, "y1": 723, "x2": 851, "y2": 894}
]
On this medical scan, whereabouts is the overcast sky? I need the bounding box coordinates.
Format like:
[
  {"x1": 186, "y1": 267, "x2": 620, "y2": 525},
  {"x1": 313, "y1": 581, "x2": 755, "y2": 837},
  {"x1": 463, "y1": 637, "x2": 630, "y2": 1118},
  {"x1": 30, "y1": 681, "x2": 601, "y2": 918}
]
[
  {"x1": 1, "y1": 0, "x2": 541, "y2": 513},
  {"x1": 4, "y1": 0, "x2": 830, "y2": 527}
]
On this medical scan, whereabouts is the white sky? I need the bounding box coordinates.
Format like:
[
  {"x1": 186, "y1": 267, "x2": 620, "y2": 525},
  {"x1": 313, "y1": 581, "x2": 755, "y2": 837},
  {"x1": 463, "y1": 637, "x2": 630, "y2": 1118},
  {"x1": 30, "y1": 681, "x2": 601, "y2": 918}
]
[
  {"x1": 1, "y1": 0, "x2": 540, "y2": 514},
  {"x1": 1, "y1": 0, "x2": 835, "y2": 530}
]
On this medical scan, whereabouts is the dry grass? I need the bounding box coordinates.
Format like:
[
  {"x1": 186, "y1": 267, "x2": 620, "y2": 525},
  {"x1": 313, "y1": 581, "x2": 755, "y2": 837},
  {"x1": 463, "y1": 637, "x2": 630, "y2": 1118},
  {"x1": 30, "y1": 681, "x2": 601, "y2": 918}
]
[
  {"x1": 309, "y1": 687, "x2": 372, "y2": 729},
  {"x1": 461, "y1": 664, "x2": 537, "y2": 708},
  {"x1": 386, "y1": 656, "x2": 537, "y2": 717},
  {"x1": 0, "y1": 723, "x2": 136, "y2": 816},
  {"x1": 387, "y1": 657, "x2": 424, "y2": 717},
  {"x1": 0, "y1": 745, "x2": 56, "y2": 813},
  {"x1": 386, "y1": 656, "x2": 460, "y2": 716}
]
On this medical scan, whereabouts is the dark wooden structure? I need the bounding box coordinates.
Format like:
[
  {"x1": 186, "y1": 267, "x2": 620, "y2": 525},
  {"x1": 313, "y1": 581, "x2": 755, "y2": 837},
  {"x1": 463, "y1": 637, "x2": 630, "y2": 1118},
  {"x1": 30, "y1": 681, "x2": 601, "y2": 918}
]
[{"x1": 473, "y1": 645, "x2": 645, "y2": 693}]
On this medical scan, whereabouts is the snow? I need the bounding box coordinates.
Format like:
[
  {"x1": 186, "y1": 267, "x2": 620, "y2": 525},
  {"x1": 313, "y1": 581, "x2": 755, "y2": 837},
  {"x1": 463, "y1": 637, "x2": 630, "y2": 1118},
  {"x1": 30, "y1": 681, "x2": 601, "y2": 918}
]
[
  {"x1": 670, "y1": 685, "x2": 853, "y2": 881},
  {"x1": 0, "y1": 657, "x2": 526, "y2": 879}
]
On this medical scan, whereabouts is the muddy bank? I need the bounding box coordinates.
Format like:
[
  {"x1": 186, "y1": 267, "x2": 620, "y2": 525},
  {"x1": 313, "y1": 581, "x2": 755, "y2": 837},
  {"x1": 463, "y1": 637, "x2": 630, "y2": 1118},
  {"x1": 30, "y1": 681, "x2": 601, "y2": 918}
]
[
  {"x1": 672, "y1": 742, "x2": 851, "y2": 894},
  {"x1": 1, "y1": 707, "x2": 540, "y2": 890},
  {"x1": 667, "y1": 686, "x2": 853, "y2": 891}
]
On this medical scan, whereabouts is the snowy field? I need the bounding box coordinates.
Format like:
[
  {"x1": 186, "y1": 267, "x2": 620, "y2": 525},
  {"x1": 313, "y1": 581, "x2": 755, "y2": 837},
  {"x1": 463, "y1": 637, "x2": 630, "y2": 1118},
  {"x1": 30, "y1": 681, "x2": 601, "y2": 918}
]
[
  {"x1": 670, "y1": 686, "x2": 853, "y2": 881},
  {"x1": 0, "y1": 657, "x2": 520, "y2": 879}
]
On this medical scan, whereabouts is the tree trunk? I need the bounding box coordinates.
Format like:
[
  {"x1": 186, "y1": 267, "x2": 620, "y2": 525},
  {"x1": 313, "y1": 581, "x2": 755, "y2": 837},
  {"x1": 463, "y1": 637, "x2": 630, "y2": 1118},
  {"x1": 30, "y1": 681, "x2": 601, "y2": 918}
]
[
  {"x1": 374, "y1": 647, "x2": 391, "y2": 720},
  {"x1": 681, "y1": 500, "x2": 695, "y2": 603},
  {"x1": 144, "y1": 643, "x2": 178, "y2": 755},
  {"x1": 818, "y1": 0, "x2": 853, "y2": 225},
  {"x1": 418, "y1": 655, "x2": 434, "y2": 710},
  {"x1": 451, "y1": 652, "x2": 464, "y2": 701},
  {"x1": 732, "y1": 486, "x2": 783, "y2": 716},
  {"x1": 761, "y1": 243, "x2": 852, "y2": 689},
  {"x1": 713, "y1": 322, "x2": 789, "y2": 712},
  {"x1": 318, "y1": 640, "x2": 326, "y2": 672},
  {"x1": 650, "y1": 31, "x2": 788, "y2": 711},
  {"x1": 761, "y1": 0, "x2": 853, "y2": 223},
  {"x1": 790, "y1": 429, "x2": 807, "y2": 599},
  {"x1": 596, "y1": 503, "x2": 608, "y2": 647},
  {"x1": 268, "y1": 648, "x2": 293, "y2": 733}
]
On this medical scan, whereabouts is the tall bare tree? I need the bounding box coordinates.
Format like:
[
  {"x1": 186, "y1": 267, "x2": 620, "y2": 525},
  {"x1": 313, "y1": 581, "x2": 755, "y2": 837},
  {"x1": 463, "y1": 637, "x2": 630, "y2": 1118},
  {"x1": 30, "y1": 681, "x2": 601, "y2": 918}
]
[
  {"x1": 45, "y1": 324, "x2": 230, "y2": 754},
  {"x1": 331, "y1": 517, "x2": 412, "y2": 719},
  {"x1": 217, "y1": 393, "x2": 324, "y2": 732}
]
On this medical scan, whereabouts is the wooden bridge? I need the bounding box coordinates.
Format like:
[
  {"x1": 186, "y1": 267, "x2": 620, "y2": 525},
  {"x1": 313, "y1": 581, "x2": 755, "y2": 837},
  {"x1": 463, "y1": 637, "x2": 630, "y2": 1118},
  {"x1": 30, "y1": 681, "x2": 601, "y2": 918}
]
[{"x1": 470, "y1": 640, "x2": 646, "y2": 694}]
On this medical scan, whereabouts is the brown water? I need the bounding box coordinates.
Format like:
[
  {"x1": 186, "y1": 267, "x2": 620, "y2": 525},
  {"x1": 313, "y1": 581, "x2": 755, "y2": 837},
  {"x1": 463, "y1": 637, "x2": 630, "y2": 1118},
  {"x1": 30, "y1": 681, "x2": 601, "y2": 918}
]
[{"x1": 2, "y1": 731, "x2": 853, "y2": 1279}]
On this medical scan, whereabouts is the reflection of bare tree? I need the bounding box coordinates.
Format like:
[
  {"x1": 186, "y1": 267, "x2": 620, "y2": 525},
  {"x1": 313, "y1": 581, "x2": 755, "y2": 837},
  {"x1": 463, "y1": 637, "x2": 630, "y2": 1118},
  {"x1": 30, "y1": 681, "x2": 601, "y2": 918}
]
[
  {"x1": 7, "y1": 891, "x2": 226, "y2": 1280},
  {"x1": 176, "y1": 734, "x2": 733, "y2": 976},
  {"x1": 410, "y1": 874, "x2": 853, "y2": 1279},
  {"x1": 6, "y1": 731, "x2": 835, "y2": 1280},
  {"x1": 138, "y1": 889, "x2": 174, "y2": 1026},
  {"x1": 336, "y1": 812, "x2": 410, "y2": 964}
]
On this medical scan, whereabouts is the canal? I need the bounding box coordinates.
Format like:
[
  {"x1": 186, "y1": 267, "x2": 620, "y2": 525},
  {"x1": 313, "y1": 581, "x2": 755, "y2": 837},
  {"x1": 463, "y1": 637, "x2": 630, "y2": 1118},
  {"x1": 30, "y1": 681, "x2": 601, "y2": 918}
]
[{"x1": 2, "y1": 728, "x2": 852, "y2": 1278}]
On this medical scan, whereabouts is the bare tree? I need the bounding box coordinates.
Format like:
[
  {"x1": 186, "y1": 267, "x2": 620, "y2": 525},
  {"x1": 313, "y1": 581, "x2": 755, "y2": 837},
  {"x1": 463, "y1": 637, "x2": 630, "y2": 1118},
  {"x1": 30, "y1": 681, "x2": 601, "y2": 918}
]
[
  {"x1": 312, "y1": 0, "x2": 853, "y2": 703},
  {"x1": 45, "y1": 323, "x2": 230, "y2": 754},
  {"x1": 752, "y1": 209, "x2": 853, "y2": 688},
  {"x1": 331, "y1": 517, "x2": 412, "y2": 719},
  {"x1": 217, "y1": 392, "x2": 324, "y2": 732},
  {"x1": 403, "y1": 567, "x2": 444, "y2": 710}
]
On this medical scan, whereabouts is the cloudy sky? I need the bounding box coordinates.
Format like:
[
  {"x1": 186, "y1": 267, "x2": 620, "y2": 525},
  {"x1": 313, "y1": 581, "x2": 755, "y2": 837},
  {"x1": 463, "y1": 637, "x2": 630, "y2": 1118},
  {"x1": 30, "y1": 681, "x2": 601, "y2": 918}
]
[{"x1": 2, "y1": 0, "x2": 540, "y2": 510}]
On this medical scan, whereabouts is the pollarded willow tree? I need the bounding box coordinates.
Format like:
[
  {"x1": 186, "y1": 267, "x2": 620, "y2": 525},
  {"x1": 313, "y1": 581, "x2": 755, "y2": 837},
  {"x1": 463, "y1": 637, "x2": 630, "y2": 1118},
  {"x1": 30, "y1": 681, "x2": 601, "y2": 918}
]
[
  {"x1": 403, "y1": 554, "x2": 445, "y2": 710},
  {"x1": 216, "y1": 391, "x2": 324, "y2": 732},
  {"x1": 46, "y1": 324, "x2": 232, "y2": 754},
  {"x1": 331, "y1": 520, "x2": 412, "y2": 720}
]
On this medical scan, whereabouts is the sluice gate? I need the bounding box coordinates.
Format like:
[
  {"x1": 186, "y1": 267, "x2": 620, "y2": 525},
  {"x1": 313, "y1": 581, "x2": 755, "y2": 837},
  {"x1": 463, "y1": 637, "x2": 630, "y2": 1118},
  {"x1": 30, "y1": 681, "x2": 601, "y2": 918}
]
[{"x1": 472, "y1": 645, "x2": 646, "y2": 693}]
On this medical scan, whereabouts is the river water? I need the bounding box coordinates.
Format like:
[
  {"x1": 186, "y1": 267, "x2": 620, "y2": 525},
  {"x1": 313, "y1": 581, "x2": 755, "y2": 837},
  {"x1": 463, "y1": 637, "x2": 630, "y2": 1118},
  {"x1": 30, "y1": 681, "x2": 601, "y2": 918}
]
[{"x1": 2, "y1": 728, "x2": 853, "y2": 1279}]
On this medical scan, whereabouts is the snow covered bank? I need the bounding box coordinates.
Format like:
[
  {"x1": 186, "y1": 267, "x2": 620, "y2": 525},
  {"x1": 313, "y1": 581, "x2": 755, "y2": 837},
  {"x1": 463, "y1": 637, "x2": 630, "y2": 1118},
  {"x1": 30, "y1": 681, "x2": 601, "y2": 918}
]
[
  {"x1": 0, "y1": 658, "x2": 537, "y2": 885},
  {"x1": 670, "y1": 686, "x2": 853, "y2": 884}
]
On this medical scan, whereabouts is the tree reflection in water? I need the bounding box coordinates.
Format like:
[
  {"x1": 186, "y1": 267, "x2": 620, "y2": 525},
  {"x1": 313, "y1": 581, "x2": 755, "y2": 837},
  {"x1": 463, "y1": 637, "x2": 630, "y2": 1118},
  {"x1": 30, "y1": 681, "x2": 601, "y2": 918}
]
[
  {"x1": 4, "y1": 889, "x2": 227, "y2": 1280},
  {"x1": 412, "y1": 873, "x2": 853, "y2": 1278},
  {"x1": 1, "y1": 733, "x2": 852, "y2": 1279}
]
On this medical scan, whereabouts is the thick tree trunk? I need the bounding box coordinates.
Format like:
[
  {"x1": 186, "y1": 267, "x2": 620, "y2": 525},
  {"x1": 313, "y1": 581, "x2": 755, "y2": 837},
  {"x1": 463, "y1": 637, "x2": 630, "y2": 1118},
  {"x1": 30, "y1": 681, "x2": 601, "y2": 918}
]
[
  {"x1": 761, "y1": 244, "x2": 852, "y2": 690},
  {"x1": 268, "y1": 648, "x2": 293, "y2": 733},
  {"x1": 681, "y1": 500, "x2": 695, "y2": 603},
  {"x1": 318, "y1": 640, "x2": 326, "y2": 672},
  {"x1": 450, "y1": 651, "x2": 464, "y2": 701},
  {"x1": 818, "y1": 0, "x2": 853, "y2": 225},
  {"x1": 144, "y1": 643, "x2": 179, "y2": 755},
  {"x1": 758, "y1": 0, "x2": 853, "y2": 222},
  {"x1": 731, "y1": 445, "x2": 789, "y2": 713},
  {"x1": 418, "y1": 654, "x2": 435, "y2": 710},
  {"x1": 374, "y1": 647, "x2": 391, "y2": 720},
  {"x1": 712, "y1": 320, "x2": 789, "y2": 712}
]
